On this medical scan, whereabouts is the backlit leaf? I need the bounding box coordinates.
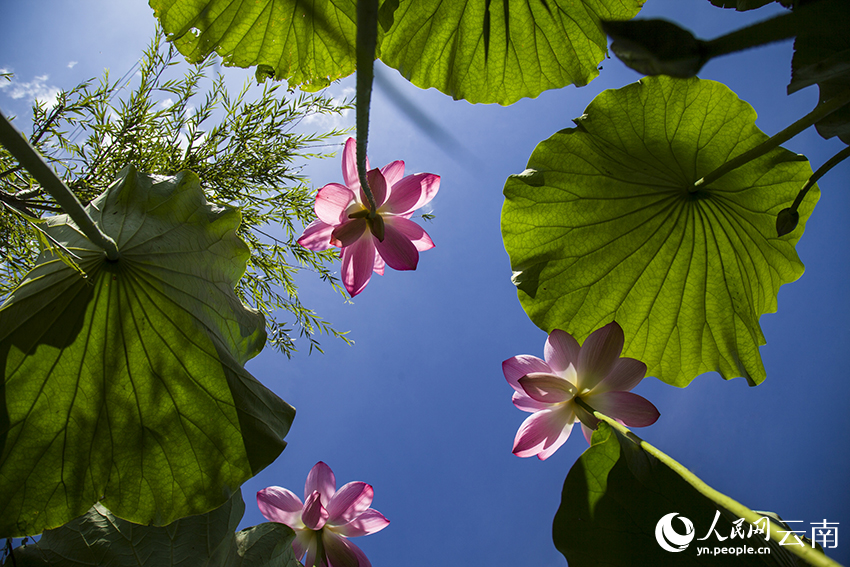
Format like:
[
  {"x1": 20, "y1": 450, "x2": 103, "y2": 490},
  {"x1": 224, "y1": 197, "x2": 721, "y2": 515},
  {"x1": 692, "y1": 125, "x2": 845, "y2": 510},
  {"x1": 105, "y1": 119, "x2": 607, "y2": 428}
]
[
  {"x1": 149, "y1": 0, "x2": 358, "y2": 91},
  {"x1": 378, "y1": 0, "x2": 645, "y2": 104},
  {"x1": 502, "y1": 76, "x2": 817, "y2": 387},
  {"x1": 148, "y1": 0, "x2": 645, "y2": 105},
  {"x1": 0, "y1": 166, "x2": 295, "y2": 536}
]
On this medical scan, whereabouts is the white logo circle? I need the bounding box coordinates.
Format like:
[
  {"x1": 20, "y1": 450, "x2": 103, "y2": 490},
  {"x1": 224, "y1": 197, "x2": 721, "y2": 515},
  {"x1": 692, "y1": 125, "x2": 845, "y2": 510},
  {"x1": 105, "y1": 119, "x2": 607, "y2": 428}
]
[{"x1": 655, "y1": 512, "x2": 695, "y2": 552}]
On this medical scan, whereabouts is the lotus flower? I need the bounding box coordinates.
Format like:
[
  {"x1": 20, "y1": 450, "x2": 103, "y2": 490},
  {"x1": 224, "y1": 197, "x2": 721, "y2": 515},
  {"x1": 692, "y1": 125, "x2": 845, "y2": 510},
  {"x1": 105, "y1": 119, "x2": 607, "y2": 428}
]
[
  {"x1": 297, "y1": 137, "x2": 440, "y2": 296},
  {"x1": 257, "y1": 461, "x2": 389, "y2": 567},
  {"x1": 503, "y1": 322, "x2": 660, "y2": 460}
]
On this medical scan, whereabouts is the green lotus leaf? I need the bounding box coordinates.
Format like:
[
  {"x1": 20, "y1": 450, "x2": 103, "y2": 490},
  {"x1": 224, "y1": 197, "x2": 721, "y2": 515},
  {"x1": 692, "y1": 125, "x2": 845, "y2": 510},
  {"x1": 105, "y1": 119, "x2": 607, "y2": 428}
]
[
  {"x1": 8, "y1": 491, "x2": 301, "y2": 567},
  {"x1": 553, "y1": 422, "x2": 813, "y2": 566},
  {"x1": 148, "y1": 0, "x2": 644, "y2": 105},
  {"x1": 0, "y1": 166, "x2": 294, "y2": 537},
  {"x1": 378, "y1": 0, "x2": 645, "y2": 105},
  {"x1": 149, "y1": 0, "x2": 358, "y2": 91},
  {"x1": 502, "y1": 76, "x2": 817, "y2": 387}
]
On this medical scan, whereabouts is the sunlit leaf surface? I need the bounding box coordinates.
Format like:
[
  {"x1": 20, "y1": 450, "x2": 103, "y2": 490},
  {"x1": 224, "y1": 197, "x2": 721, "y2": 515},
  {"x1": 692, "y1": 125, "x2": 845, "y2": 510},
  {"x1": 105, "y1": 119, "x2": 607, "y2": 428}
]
[
  {"x1": 148, "y1": 0, "x2": 644, "y2": 104},
  {"x1": 378, "y1": 0, "x2": 645, "y2": 104},
  {"x1": 0, "y1": 166, "x2": 294, "y2": 536},
  {"x1": 150, "y1": 0, "x2": 358, "y2": 91},
  {"x1": 502, "y1": 76, "x2": 817, "y2": 387},
  {"x1": 10, "y1": 491, "x2": 301, "y2": 567}
]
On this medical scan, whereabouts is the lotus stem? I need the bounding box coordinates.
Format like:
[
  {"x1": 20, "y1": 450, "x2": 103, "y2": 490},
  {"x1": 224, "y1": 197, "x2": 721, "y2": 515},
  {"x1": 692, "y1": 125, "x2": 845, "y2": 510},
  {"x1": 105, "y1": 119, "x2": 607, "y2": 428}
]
[
  {"x1": 704, "y1": 11, "x2": 796, "y2": 59},
  {"x1": 791, "y1": 145, "x2": 850, "y2": 213},
  {"x1": 693, "y1": 90, "x2": 850, "y2": 192},
  {"x1": 0, "y1": 111, "x2": 119, "y2": 261},
  {"x1": 356, "y1": 0, "x2": 379, "y2": 216},
  {"x1": 575, "y1": 399, "x2": 843, "y2": 567}
]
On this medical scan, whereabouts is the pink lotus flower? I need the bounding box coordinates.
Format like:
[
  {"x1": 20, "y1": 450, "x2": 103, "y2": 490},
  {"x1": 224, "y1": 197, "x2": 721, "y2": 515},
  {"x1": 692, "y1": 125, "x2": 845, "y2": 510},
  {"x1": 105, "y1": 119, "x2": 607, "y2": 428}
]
[
  {"x1": 257, "y1": 462, "x2": 389, "y2": 567},
  {"x1": 503, "y1": 322, "x2": 660, "y2": 460},
  {"x1": 297, "y1": 137, "x2": 440, "y2": 296}
]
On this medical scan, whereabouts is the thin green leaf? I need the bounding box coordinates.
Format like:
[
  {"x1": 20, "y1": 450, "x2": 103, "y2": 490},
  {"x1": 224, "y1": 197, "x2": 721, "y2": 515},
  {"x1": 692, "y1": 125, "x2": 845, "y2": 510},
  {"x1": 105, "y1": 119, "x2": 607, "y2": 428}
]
[{"x1": 0, "y1": 203, "x2": 86, "y2": 279}]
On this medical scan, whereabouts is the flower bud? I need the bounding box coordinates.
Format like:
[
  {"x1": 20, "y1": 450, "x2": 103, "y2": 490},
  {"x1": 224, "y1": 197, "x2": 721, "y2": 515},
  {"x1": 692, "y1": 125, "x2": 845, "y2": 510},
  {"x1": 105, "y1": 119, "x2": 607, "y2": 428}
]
[{"x1": 776, "y1": 208, "x2": 799, "y2": 236}]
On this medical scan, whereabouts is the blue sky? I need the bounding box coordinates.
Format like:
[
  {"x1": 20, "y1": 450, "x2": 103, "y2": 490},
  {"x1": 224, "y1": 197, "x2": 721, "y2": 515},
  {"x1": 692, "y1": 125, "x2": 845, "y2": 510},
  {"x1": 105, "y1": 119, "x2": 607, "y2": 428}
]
[{"x1": 2, "y1": 1, "x2": 849, "y2": 566}]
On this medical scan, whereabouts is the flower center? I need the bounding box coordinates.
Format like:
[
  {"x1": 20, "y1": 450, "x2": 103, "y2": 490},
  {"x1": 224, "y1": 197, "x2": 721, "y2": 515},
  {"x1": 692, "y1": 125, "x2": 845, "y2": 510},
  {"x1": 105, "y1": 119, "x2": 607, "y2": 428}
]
[{"x1": 349, "y1": 208, "x2": 385, "y2": 241}]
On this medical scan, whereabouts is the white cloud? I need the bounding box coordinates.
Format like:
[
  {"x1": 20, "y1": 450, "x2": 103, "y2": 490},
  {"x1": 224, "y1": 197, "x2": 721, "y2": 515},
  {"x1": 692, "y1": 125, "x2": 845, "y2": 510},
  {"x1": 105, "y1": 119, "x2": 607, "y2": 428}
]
[
  {"x1": 302, "y1": 106, "x2": 354, "y2": 132},
  {"x1": 302, "y1": 86, "x2": 355, "y2": 131},
  {"x1": 67, "y1": 61, "x2": 78, "y2": 69},
  {"x1": 1, "y1": 72, "x2": 61, "y2": 107}
]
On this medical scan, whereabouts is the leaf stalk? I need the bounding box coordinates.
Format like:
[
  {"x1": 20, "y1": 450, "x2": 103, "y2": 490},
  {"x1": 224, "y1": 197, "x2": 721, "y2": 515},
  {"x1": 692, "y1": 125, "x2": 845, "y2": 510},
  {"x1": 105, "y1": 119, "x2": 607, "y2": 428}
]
[
  {"x1": 704, "y1": 10, "x2": 797, "y2": 60},
  {"x1": 792, "y1": 145, "x2": 850, "y2": 213},
  {"x1": 693, "y1": 89, "x2": 850, "y2": 192},
  {"x1": 356, "y1": 0, "x2": 379, "y2": 216},
  {"x1": 314, "y1": 530, "x2": 326, "y2": 567},
  {"x1": 0, "y1": 111, "x2": 120, "y2": 260},
  {"x1": 575, "y1": 398, "x2": 844, "y2": 567}
]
